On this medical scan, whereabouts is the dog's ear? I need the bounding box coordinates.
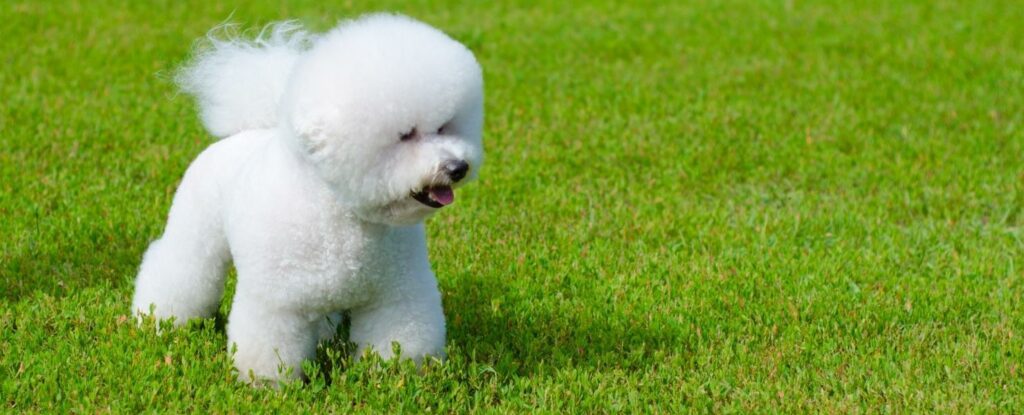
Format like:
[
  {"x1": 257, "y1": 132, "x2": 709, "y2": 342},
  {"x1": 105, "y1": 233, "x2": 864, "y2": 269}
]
[{"x1": 289, "y1": 107, "x2": 339, "y2": 158}]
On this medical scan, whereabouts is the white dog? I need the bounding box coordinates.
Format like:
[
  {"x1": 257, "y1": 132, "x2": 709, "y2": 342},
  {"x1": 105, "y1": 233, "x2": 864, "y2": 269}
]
[{"x1": 132, "y1": 14, "x2": 484, "y2": 383}]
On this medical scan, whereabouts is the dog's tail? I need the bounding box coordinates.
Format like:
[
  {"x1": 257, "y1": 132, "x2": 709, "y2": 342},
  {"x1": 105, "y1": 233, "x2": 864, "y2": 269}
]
[{"x1": 175, "y1": 21, "x2": 311, "y2": 138}]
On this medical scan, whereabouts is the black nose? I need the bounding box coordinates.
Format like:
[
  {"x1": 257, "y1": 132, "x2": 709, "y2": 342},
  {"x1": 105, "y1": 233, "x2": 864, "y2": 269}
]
[{"x1": 443, "y1": 160, "x2": 469, "y2": 182}]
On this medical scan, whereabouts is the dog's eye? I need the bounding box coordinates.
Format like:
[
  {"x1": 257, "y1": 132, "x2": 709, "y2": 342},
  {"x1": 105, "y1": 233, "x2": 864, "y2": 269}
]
[
  {"x1": 400, "y1": 128, "x2": 417, "y2": 142},
  {"x1": 437, "y1": 121, "x2": 452, "y2": 135}
]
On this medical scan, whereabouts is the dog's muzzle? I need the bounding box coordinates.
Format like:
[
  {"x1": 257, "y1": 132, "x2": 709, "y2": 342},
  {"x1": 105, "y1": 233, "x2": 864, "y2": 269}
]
[{"x1": 410, "y1": 159, "x2": 469, "y2": 208}]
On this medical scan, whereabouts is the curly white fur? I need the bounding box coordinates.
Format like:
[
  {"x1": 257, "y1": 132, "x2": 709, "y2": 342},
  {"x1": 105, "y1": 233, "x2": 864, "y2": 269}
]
[
  {"x1": 176, "y1": 21, "x2": 313, "y2": 138},
  {"x1": 132, "y1": 13, "x2": 484, "y2": 384}
]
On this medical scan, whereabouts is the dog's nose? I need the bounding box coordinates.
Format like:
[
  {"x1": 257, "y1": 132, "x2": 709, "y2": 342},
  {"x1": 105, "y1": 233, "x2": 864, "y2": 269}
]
[{"x1": 443, "y1": 160, "x2": 469, "y2": 182}]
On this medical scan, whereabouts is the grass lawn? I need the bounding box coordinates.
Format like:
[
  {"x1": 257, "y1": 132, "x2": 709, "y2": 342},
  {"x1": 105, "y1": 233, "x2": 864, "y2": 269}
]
[{"x1": 3, "y1": 0, "x2": 1024, "y2": 411}]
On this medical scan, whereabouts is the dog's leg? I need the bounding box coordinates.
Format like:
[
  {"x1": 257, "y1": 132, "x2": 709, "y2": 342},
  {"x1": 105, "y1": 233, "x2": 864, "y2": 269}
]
[
  {"x1": 227, "y1": 296, "x2": 319, "y2": 383},
  {"x1": 132, "y1": 176, "x2": 229, "y2": 325},
  {"x1": 348, "y1": 273, "x2": 446, "y2": 364}
]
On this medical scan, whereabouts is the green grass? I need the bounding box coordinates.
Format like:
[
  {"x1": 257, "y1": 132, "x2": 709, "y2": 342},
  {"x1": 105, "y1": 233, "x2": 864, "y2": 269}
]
[{"x1": 3, "y1": 0, "x2": 1024, "y2": 411}]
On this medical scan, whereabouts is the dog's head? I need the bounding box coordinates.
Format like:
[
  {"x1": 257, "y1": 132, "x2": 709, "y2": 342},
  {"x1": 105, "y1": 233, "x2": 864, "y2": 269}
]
[{"x1": 282, "y1": 14, "x2": 484, "y2": 225}]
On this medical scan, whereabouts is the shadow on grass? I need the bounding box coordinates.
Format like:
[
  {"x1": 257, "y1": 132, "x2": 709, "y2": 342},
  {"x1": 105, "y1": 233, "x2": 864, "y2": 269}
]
[
  {"x1": 444, "y1": 275, "x2": 689, "y2": 375},
  {"x1": 201, "y1": 272, "x2": 686, "y2": 384}
]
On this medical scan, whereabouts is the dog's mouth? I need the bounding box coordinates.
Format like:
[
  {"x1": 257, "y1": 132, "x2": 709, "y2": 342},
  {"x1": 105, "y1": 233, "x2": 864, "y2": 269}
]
[{"x1": 411, "y1": 185, "x2": 455, "y2": 208}]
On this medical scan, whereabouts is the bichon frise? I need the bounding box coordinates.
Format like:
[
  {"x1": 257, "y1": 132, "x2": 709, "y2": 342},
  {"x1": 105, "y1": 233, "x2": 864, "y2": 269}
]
[{"x1": 132, "y1": 13, "x2": 484, "y2": 383}]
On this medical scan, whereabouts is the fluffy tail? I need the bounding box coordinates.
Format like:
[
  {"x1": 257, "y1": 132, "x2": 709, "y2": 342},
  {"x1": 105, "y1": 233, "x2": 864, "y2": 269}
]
[{"x1": 175, "y1": 22, "x2": 311, "y2": 138}]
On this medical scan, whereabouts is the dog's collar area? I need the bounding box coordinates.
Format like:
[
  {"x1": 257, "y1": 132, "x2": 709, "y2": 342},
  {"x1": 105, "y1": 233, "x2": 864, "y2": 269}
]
[{"x1": 411, "y1": 185, "x2": 454, "y2": 208}]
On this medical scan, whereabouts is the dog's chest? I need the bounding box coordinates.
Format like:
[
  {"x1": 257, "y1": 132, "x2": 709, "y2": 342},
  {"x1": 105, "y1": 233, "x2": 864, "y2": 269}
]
[{"x1": 283, "y1": 215, "x2": 391, "y2": 311}]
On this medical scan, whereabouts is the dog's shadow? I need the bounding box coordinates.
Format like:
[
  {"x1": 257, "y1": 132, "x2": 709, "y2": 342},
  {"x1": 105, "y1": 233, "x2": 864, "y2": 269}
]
[
  {"x1": 204, "y1": 267, "x2": 681, "y2": 382},
  {"x1": 442, "y1": 275, "x2": 684, "y2": 375}
]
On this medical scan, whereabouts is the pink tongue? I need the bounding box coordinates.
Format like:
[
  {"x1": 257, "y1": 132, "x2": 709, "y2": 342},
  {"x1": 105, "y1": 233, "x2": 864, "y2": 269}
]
[{"x1": 429, "y1": 186, "x2": 455, "y2": 206}]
